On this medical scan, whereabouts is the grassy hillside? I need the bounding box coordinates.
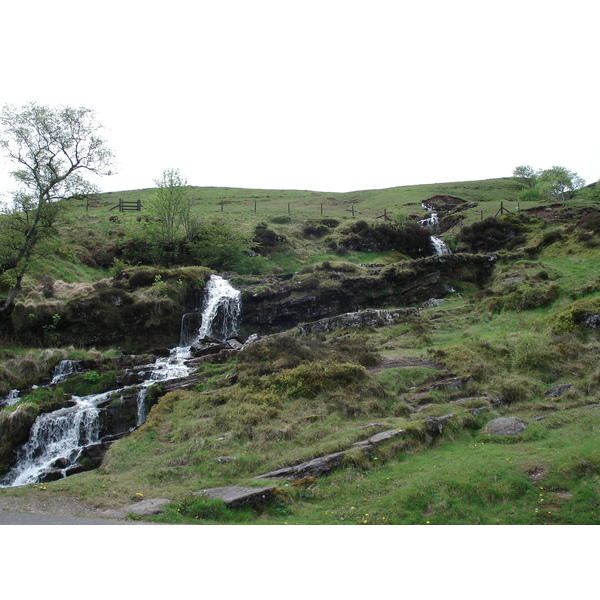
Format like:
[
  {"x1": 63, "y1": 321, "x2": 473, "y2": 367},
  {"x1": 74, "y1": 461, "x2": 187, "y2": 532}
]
[{"x1": 1, "y1": 176, "x2": 600, "y2": 524}]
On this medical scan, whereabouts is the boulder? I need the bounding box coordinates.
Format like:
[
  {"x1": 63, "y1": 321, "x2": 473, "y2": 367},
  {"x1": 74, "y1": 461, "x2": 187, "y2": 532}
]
[
  {"x1": 147, "y1": 347, "x2": 171, "y2": 357},
  {"x1": 582, "y1": 315, "x2": 600, "y2": 330},
  {"x1": 79, "y1": 441, "x2": 114, "y2": 467},
  {"x1": 190, "y1": 341, "x2": 231, "y2": 357},
  {"x1": 226, "y1": 338, "x2": 244, "y2": 350},
  {"x1": 193, "y1": 486, "x2": 276, "y2": 508},
  {"x1": 424, "y1": 415, "x2": 454, "y2": 437},
  {"x1": 484, "y1": 417, "x2": 528, "y2": 436},
  {"x1": 420, "y1": 298, "x2": 446, "y2": 309},
  {"x1": 545, "y1": 383, "x2": 573, "y2": 398}
]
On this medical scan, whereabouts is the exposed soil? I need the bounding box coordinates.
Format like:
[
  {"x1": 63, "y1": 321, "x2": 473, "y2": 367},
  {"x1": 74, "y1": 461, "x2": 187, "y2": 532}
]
[
  {"x1": 422, "y1": 195, "x2": 466, "y2": 213},
  {"x1": 0, "y1": 492, "x2": 121, "y2": 519}
]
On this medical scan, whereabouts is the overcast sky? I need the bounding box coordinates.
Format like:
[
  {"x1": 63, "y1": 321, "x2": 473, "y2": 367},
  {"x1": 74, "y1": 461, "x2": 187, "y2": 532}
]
[{"x1": 1, "y1": 0, "x2": 598, "y2": 199}]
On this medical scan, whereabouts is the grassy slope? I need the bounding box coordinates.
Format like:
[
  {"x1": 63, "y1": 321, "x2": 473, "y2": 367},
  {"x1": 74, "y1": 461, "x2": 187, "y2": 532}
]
[{"x1": 2, "y1": 177, "x2": 600, "y2": 524}]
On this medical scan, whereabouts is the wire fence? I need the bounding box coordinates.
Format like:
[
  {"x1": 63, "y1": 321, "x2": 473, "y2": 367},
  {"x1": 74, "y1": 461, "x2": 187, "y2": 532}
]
[{"x1": 103, "y1": 196, "x2": 521, "y2": 223}]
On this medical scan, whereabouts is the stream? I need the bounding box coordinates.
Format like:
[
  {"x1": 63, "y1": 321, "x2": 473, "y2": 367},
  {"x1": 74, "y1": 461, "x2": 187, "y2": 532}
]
[{"x1": 0, "y1": 274, "x2": 242, "y2": 488}]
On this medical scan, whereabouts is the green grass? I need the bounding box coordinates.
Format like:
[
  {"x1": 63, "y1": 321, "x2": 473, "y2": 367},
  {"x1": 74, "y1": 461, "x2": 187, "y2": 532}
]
[{"x1": 2, "y1": 176, "x2": 600, "y2": 524}]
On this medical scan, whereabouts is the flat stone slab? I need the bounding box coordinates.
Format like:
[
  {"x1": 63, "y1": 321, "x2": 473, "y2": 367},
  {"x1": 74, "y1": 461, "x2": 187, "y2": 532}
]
[
  {"x1": 368, "y1": 429, "x2": 406, "y2": 444},
  {"x1": 485, "y1": 417, "x2": 528, "y2": 436},
  {"x1": 255, "y1": 452, "x2": 346, "y2": 480},
  {"x1": 193, "y1": 486, "x2": 275, "y2": 508},
  {"x1": 102, "y1": 498, "x2": 171, "y2": 519}
]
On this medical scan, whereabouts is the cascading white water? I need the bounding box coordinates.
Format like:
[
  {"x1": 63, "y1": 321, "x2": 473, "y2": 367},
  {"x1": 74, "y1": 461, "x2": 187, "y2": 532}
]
[
  {"x1": 2, "y1": 393, "x2": 107, "y2": 487},
  {"x1": 51, "y1": 359, "x2": 80, "y2": 384},
  {"x1": 419, "y1": 207, "x2": 451, "y2": 255},
  {"x1": 0, "y1": 389, "x2": 20, "y2": 409},
  {"x1": 196, "y1": 275, "x2": 241, "y2": 342},
  {"x1": 430, "y1": 236, "x2": 452, "y2": 255},
  {"x1": 135, "y1": 347, "x2": 191, "y2": 426},
  {"x1": 0, "y1": 275, "x2": 241, "y2": 487},
  {"x1": 419, "y1": 212, "x2": 439, "y2": 229}
]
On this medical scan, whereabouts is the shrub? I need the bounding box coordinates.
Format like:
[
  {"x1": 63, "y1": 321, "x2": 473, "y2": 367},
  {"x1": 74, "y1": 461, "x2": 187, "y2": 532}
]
[
  {"x1": 302, "y1": 224, "x2": 330, "y2": 239},
  {"x1": 491, "y1": 375, "x2": 543, "y2": 405},
  {"x1": 338, "y1": 221, "x2": 432, "y2": 258},
  {"x1": 267, "y1": 361, "x2": 367, "y2": 398},
  {"x1": 509, "y1": 332, "x2": 559, "y2": 375},
  {"x1": 541, "y1": 230, "x2": 563, "y2": 247},
  {"x1": 551, "y1": 297, "x2": 600, "y2": 335},
  {"x1": 457, "y1": 217, "x2": 523, "y2": 252},
  {"x1": 487, "y1": 283, "x2": 560, "y2": 312},
  {"x1": 253, "y1": 223, "x2": 286, "y2": 255}
]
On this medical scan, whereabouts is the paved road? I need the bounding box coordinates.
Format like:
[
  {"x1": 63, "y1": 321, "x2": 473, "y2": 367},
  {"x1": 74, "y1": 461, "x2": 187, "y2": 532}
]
[{"x1": 0, "y1": 509, "x2": 146, "y2": 525}]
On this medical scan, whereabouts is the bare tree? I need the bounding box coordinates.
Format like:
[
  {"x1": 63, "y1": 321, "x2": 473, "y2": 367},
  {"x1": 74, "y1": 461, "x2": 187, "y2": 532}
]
[{"x1": 0, "y1": 102, "x2": 114, "y2": 321}]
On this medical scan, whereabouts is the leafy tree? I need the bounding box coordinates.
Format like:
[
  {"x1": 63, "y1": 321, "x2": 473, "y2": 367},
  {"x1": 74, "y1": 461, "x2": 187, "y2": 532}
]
[
  {"x1": 513, "y1": 165, "x2": 537, "y2": 188},
  {"x1": 0, "y1": 102, "x2": 113, "y2": 321},
  {"x1": 187, "y1": 219, "x2": 262, "y2": 273},
  {"x1": 142, "y1": 168, "x2": 194, "y2": 263},
  {"x1": 146, "y1": 169, "x2": 193, "y2": 244},
  {"x1": 517, "y1": 187, "x2": 542, "y2": 204},
  {"x1": 537, "y1": 166, "x2": 586, "y2": 202}
]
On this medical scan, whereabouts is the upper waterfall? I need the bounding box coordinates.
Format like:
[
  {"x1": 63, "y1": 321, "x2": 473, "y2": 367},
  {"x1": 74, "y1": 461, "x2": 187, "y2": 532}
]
[{"x1": 196, "y1": 275, "x2": 241, "y2": 342}]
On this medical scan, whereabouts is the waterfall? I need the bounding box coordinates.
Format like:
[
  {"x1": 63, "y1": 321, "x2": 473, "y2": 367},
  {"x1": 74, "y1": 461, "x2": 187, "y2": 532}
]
[
  {"x1": 419, "y1": 206, "x2": 451, "y2": 255},
  {"x1": 2, "y1": 393, "x2": 107, "y2": 487},
  {"x1": 0, "y1": 389, "x2": 20, "y2": 409},
  {"x1": 196, "y1": 275, "x2": 241, "y2": 342},
  {"x1": 51, "y1": 359, "x2": 80, "y2": 384},
  {"x1": 135, "y1": 347, "x2": 191, "y2": 426},
  {"x1": 1, "y1": 346, "x2": 194, "y2": 487},
  {"x1": 430, "y1": 236, "x2": 451, "y2": 255},
  {"x1": 0, "y1": 275, "x2": 241, "y2": 487}
]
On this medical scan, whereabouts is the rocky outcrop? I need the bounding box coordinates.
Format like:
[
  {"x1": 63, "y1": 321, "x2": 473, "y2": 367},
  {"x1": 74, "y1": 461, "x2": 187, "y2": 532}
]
[
  {"x1": 546, "y1": 383, "x2": 573, "y2": 398},
  {"x1": 10, "y1": 269, "x2": 209, "y2": 350},
  {"x1": 193, "y1": 486, "x2": 276, "y2": 508},
  {"x1": 255, "y1": 452, "x2": 347, "y2": 480},
  {"x1": 255, "y1": 428, "x2": 407, "y2": 480},
  {"x1": 240, "y1": 253, "x2": 497, "y2": 333},
  {"x1": 296, "y1": 308, "x2": 419, "y2": 335}
]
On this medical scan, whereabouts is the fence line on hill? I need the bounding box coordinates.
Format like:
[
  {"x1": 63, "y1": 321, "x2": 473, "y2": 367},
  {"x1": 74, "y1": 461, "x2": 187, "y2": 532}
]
[{"x1": 100, "y1": 197, "x2": 519, "y2": 223}]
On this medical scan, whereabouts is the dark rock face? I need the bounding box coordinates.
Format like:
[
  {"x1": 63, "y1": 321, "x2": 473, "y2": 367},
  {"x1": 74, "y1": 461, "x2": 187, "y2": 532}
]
[
  {"x1": 240, "y1": 254, "x2": 497, "y2": 333},
  {"x1": 10, "y1": 271, "x2": 209, "y2": 350},
  {"x1": 297, "y1": 308, "x2": 419, "y2": 335},
  {"x1": 190, "y1": 341, "x2": 232, "y2": 357},
  {"x1": 424, "y1": 415, "x2": 454, "y2": 438},
  {"x1": 97, "y1": 389, "x2": 139, "y2": 436}
]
